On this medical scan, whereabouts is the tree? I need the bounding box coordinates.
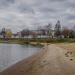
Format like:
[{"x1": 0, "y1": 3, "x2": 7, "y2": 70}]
[
  {"x1": 45, "y1": 23, "x2": 52, "y2": 38},
  {"x1": 72, "y1": 25, "x2": 75, "y2": 38},
  {"x1": 69, "y1": 29, "x2": 74, "y2": 38},
  {"x1": 1, "y1": 28, "x2": 6, "y2": 38},
  {"x1": 62, "y1": 27, "x2": 70, "y2": 38},
  {"x1": 37, "y1": 25, "x2": 42, "y2": 38},
  {"x1": 6, "y1": 29, "x2": 12, "y2": 38},
  {"x1": 54, "y1": 20, "x2": 61, "y2": 38},
  {"x1": 21, "y1": 29, "x2": 30, "y2": 38},
  {"x1": 31, "y1": 32, "x2": 37, "y2": 39}
]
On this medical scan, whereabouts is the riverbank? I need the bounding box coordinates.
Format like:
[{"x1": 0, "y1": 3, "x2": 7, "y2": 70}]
[
  {"x1": 1, "y1": 44, "x2": 75, "y2": 75},
  {"x1": 0, "y1": 38, "x2": 49, "y2": 47},
  {"x1": 0, "y1": 38, "x2": 75, "y2": 47},
  {"x1": 0, "y1": 38, "x2": 75, "y2": 44}
]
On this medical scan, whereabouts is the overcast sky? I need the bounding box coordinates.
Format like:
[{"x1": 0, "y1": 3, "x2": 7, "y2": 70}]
[{"x1": 0, "y1": 0, "x2": 75, "y2": 32}]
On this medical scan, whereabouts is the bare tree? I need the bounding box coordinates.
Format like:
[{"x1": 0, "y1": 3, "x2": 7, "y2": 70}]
[
  {"x1": 21, "y1": 29, "x2": 30, "y2": 38},
  {"x1": 45, "y1": 23, "x2": 52, "y2": 38},
  {"x1": 37, "y1": 25, "x2": 42, "y2": 38},
  {"x1": 62, "y1": 27, "x2": 70, "y2": 38},
  {"x1": 1, "y1": 28, "x2": 6, "y2": 38},
  {"x1": 54, "y1": 20, "x2": 62, "y2": 39},
  {"x1": 72, "y1": 25, "x2": 75, "y2": 38}
]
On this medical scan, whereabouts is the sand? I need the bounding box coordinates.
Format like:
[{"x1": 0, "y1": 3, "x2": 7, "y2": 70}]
[{"x1": 56, "y1": 43, "x2": 75, "y2": 51}]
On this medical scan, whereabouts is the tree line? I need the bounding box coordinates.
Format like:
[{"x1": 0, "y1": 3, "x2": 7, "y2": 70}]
[{"x1": 0, "y1": 20, "x2": 75, "y2": 39}]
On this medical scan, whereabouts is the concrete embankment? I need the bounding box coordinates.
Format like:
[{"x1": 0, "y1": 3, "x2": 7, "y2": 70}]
[{"x1": 1, "y1": 44, "x2": 75, "y2": 75}]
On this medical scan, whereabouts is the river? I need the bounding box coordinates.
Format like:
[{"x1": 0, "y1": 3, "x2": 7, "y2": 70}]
[{"x1": 0, "y1": 44, "x2": 41, "y2": 72}]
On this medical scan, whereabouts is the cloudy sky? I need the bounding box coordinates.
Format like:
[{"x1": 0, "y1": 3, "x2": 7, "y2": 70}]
[{"x1": 0, "y1": 0, "x2": 75, "y2": 32}]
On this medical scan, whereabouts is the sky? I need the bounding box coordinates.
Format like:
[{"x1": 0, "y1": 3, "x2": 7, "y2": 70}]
[{"x1": 0, "y1": 0, "x2": 75, "y2": 32}]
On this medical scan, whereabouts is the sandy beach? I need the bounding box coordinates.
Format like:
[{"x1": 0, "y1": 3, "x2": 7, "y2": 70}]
[{"x1": 0, "y1": 44, "x2": 75, "y2": 75}]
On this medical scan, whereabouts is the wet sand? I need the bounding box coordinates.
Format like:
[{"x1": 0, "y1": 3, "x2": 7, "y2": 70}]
[{"x1": 0, "y1": 44, "x2": 75, "y2": 75}]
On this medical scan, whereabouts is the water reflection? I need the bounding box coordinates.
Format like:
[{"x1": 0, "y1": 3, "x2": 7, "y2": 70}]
[{"x1": 0, "y1": 44, "x2": 41, "y2": 71}]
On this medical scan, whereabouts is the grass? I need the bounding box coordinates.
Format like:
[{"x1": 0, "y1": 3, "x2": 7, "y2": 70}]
[{"x1": 0, "y1": 38, "x2": 75, "y2": 44}]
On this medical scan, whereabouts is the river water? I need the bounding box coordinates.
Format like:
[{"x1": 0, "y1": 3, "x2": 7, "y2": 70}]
[{"x1": 0, "y1": 44, "x2": 41, "y2": 72}]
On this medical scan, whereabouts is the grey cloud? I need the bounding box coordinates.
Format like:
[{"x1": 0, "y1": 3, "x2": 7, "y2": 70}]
[
  {"x1": 0, "y1": 0, "x2": 74, "y2": 32},
  {"x1": 67, "y1": 15, "x2": 75, "y2": 20},
  {"x1": 49, "y1": 0, "x2": 67, "y2": 2},
  {"x1": 0, "y1": 0, "x2": 15, "y2": 8},
  {"x1": 17, "y1": 4, "x2": 34, "y2": 14}
]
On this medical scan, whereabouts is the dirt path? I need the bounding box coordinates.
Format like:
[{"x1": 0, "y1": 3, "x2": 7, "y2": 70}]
[{"x1": 0, "y1": 44, "x2": 75, "y2": 75}]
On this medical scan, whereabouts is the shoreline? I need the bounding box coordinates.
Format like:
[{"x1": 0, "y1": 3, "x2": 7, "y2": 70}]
[{"x1": 0, "y1": 44, "x2": 47, "y2": 75}]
